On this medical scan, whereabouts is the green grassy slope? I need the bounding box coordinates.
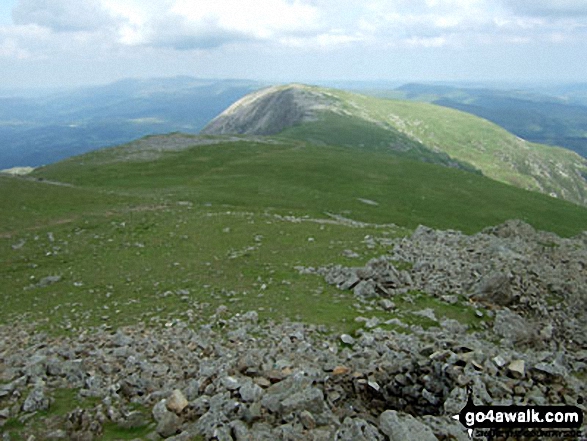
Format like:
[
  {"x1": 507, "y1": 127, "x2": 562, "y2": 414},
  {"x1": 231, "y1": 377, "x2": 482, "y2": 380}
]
[
  {"x1": 0, "y1": 175, "x2": 137, "y2": 233},
  {"x1": 279, "y1": 112, "x2": 481, "y2": 173},
  {"x1": 31, "y1": 137, "x2": 587, "y2": 236},
  {"x1": 299, "y1": 87, "x2": 587, "y2": 206},
  {"x1": 2, "y1": 135, "x2": 585, "y2": 337},
  {"x1": 206, "y1": 84, "x2": 587, "y2": 205}
]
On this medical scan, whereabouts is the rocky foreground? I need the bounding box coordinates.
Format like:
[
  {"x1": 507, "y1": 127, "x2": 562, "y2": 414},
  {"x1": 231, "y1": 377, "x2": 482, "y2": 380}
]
[{"x1": 1, "y1": 220, "x2": 586, "y2": 440}]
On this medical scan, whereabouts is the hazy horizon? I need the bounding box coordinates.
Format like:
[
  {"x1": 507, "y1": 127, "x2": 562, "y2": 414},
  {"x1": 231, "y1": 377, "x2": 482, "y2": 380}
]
[
  {"x1": 1, "y1": 76, "x2": 587, "y2": 99},
  {"x1": 1, "y1": 0, "x2": 586, "y2": 89}
]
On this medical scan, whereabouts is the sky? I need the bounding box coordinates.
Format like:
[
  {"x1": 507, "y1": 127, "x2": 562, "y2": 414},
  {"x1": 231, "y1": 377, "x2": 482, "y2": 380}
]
[{"x1": 0, "y1": 0, "x2": 586, "y2": 89}]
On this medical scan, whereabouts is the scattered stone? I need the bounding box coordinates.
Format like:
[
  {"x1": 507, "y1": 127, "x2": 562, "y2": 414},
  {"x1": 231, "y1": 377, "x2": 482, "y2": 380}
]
[
  {"x1": 166, "y1": 389, "x2": 188, "y2": 414},
  {"x1": 117, "y1": 411, "x2": 149, "y2": 430},
  {"x1": 22, "y1": 384, "x2": 50, "y2": 413},
  {"x1": 413, "y1": 308, "x2": 437, "y2": 322},
  {"x1": 299, "y1": 410, "x2": 316, "y2": 430},
  {"x1": 280, "y1": 387, "x2": 324, "y2": 415},
  {"x1": 332, "y1": 366, "x2": 351, "y2": 376},
  {"x1": 220, "y1": 376, "x2": 240, "y2": 391},
  {"x1": 154, "y1": 405, "x2": 181, "y2": 438},
  {"x1": 365, "y1": 317, "x2": 380, "y2": 329},
  {"x1": 493, "y1": 310, "x2": 535, "y2": 344},
  {"x1": 36, "y1": 275, "x2": 61, "y2": 288},
  {"x1": 492, "y1": 355, "x2": 508, "y2": 368},
  {"x1": 45, "y1": 430, "x2": 67, "y2": 439},
  {"x1": 472, "y1": 272, "x2": 513, "y2": 306},
  {"x1": 340, "y1": 334, "x2": 355, "y2": 345},
  {"x1": 239, "y1": 381, "x2": 263, "y2": 403},
  {"x1": 335, "y1": 417, "x2": 384, "y2": 441},
  {"x1": 254, "y1": 377, "x2": 271, "y2": 388},
  {"x1": 379, "y1": 299, "x2": 396, "y2": 311},
  {"x1": 342, "y1": 249, "x2": 360, "y2": 258},
  {"x1": 379, "y1": 410, "x2": 437, "y2": 441},
  {"x1": 357, "y1": 198, "x2": 379, "y2": 206},
  {"x1": 11, "y1": 239, "x2": 26, "y2": 250},
  {"x1": 1, "y1": 220, "x2": 586, "y2": 440},
  {"x1": 508, "y1": 359, "x2": 526, "y2": 378}
]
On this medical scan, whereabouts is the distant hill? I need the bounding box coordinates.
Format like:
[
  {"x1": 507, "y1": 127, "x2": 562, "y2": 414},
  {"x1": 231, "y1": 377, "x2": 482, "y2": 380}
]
[
  {"x1": 202, "y1": 84, "x2": 587, "y2": 207},
  {"x1": 0, "y1": 77, "x2": 264, "y2": 169},
  {"x1": 380, "y1": 83, "x2": 587, "y2": 159}
]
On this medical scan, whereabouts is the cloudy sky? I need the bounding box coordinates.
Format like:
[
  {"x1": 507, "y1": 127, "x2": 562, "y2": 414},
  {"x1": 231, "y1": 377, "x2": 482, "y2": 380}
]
[{"x1": 1, "y1": 0, "x2": 586, "y2": 88}]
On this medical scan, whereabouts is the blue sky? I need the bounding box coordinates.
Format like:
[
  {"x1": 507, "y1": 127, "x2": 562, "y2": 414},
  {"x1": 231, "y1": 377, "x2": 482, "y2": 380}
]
[{"x1": 1, "y1": 0, "x2": 586, "y2": 88}]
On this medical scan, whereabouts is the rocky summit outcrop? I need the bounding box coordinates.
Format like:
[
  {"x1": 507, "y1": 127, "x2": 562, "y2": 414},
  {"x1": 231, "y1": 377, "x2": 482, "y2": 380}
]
[
  {"x1": 317, "y1": 219, "x2": 587, "y2": 351},
  {"x1": 1, "y1": 220, "x2": 586, "y2": 440},
  {"x1": 201, "y1": 84, "x2": 338, "y2": 136}
]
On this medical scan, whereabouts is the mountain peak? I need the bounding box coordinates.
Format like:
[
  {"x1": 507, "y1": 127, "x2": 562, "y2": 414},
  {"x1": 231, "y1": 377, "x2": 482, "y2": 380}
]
[{"x1": 201, "y1": 83, "x2": 337, "y2": 136}]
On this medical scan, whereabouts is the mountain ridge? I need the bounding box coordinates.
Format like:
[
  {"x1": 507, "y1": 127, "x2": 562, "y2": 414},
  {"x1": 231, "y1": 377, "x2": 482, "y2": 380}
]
[
  {"x1": 202, "y1": 84, "x2": 481, "y2": 172},
  {"x1": 202, "y1": 84, "x2": 587, "y2": 206}
]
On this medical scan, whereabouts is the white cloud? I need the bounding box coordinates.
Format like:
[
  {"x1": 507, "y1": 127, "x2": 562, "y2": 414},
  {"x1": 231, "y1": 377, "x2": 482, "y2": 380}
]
[
  {"x1": 0, "y1": 24, "x2": 52, "y2": 59},
  {"x1": 12, "y1": 0, "x2": 114, "y2": 32},
  {"x1": 404, "y1": 36, "x2": 448, "y2": 48},
  {"x1": 107, "y1": 0, "x2": 322, "y2": 50},
  {"x1": 171, "y1": 0, "x2": 319, "y2": 37},
  {"x1": 1, "y1": 0, "x2": 586, "y2": 88},
  {"x1": 354, "y1": 0, "x2": 498, "y2": 47},
  {"x1": 352, "y1": 0, "x2": 587, "y2": 47},
  {"x1": 6, "y1": 0, "x2": 587, "y2": 55},
  {"x1": 501, "y1": 0, "x2": 587, "y2": 17},
  {"x1": 279, "y1": 31, "x2": 367, "y2": 49},
  {"x1": 0, "y1": 36, "x2": 29, "y2": 59}
]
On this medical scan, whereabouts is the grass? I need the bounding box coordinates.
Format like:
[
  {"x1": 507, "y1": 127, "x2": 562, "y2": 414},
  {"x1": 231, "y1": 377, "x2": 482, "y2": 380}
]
[
  {"x1": 1, "y1": 137, "x2": 584, "y2": 332},
  {"x1": 279, "y1": 112, "x2": 480, "y2": 173},
  {"x1": 0, "y1": 175, "x2": 137, "y2": 233},
  {"x1": 348, "y1": 290, "x2": 490, "y2": 334},
  {"x1": 2, "y1": 128, "x2": 586, "y2": 437},
  {"x1": 31, "y1": 139, "x2": 587, "y2": 236},
  {"x1": 0, "y1": 202, "x2": 401, "y2": 334},
  {"x1": 2, "y1": 388, "x2": 86, "y2": 439},
  {"x1": 1, "y1": 136, "x2": 584, "y2": 337},
  {"x1": 392, "y1": 291, "x2": 490, "y2": 331},
  {"x1": 275, "y1": 86, "x2": 587, "y2": 206}
]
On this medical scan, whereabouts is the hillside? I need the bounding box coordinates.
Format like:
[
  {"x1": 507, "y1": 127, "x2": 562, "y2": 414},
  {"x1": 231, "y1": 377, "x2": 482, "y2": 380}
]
[
  {"x1": 389, "y1": 83, "x2": 587, "y2": 159},
  {"x1": 202, "y1": 84, "x2": 587, "y2": 206},
  {"x1": 30, "y1": 133, "x2": 587, "y2": 236},
  {"x1": 3, "y1": 129, "x2": 587, "y2": 439},
  {"x1": 201, "y1": 84, "x2": 477, "y2": 172}
]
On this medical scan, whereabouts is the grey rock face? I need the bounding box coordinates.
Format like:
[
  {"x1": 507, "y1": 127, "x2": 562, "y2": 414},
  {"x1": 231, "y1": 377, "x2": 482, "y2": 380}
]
[
  {"x1": 493, "y1": 309, "x2": 535, "y2": 344},
  {"x1": 379, "y1": 410, "x2": 437, "y2": 441},
  {"x1": 472, "y1": 272, "x2": 513, "y2": 306},
  {"x1": 335, "y1": 417, "x2": 384, "y2": 441},
  {"x1": 22, "y1": 384, "x2": 50, "y2": 413},
  {"x1": 201, "y1": 84, "x2": 334, "y2": 136},
  {"x1": 280, "y1": 387, "x2": 325, "y2": 415}
]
